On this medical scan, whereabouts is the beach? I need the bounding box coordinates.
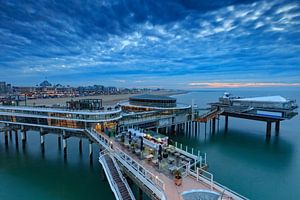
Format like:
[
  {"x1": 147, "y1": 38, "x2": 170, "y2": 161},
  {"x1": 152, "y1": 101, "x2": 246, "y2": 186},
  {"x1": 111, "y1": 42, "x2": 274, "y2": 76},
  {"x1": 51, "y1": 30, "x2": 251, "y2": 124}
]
[{"x1": 19, "y1": 90, "x2": 186, "y2": 107}]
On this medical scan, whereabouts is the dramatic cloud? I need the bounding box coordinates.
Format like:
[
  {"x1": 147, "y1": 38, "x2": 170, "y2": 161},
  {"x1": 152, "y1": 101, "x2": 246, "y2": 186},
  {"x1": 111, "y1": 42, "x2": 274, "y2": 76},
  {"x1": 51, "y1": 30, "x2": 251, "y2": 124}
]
[{"x1": 0, "y1": 0, "x2": 300, "y2": 88}]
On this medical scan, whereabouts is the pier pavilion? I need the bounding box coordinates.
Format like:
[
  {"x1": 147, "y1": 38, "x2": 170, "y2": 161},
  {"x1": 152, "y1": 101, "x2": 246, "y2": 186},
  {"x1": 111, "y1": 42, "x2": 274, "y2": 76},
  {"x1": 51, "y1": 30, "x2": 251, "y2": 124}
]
[
  {"x1": 0, "y1": 96, "x2": 248, "y2": 200},
  {"x1": 194, "y1": 93, "x2": 298, "y2": 139},
  {"x1": 119, "y1": 94, "x2": 192, "y2": 135},
  {"x1": 0, "y1": 104, "x2": 121, "y2": 157}
]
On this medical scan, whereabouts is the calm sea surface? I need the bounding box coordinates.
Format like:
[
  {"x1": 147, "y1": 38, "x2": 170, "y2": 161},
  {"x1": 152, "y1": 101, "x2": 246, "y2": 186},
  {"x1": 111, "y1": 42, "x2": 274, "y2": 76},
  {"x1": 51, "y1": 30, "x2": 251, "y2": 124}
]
[{"x1": 0, "y1": 88, "x2": 299, "y2": 200}]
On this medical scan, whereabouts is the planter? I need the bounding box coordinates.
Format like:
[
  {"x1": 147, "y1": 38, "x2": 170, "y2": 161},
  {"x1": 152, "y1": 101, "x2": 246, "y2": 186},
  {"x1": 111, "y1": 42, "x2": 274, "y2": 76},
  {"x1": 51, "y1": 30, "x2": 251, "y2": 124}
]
[{"x1": 174, "y1": 176, "x2": 182, "y2": 186}]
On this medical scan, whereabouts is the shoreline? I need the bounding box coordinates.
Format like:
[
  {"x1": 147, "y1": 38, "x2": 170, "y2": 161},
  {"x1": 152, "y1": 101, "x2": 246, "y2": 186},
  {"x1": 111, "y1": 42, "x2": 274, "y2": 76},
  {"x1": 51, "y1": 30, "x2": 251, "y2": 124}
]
[{"x1": 19, "y1": 90, "x2": 188, "y2": 107}]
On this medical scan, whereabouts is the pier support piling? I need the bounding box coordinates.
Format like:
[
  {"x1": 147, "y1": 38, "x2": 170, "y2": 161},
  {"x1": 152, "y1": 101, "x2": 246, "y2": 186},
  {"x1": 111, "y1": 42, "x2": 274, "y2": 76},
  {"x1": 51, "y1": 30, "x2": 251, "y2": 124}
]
[
  {"x1": 275, "y1": 121, "x2": 280, "y2": 136},
  {"x1": 63, "y1": 138, "x2": 67, "y2": 158},
  {"x1": 40, "y1": 134, "x2": 45, "y2": 152},
  {"x1": 14, "y1": 130, "x2": 18, "y2": 147},
  {"x1": 79, "y1": 138, "x2": 82, "y2": 154},
  {"x1": 139, "y1": 187, "x2": 143, "y2": 200},
  {"x1": 89, "y1": 140, "x2": 93, "y2": 162},
  {"x1": 21, "y1": 131, "x2": 26, "y2": 148},
  {"x1": 212, "y1": 118, "x2": 216, "y2": 135},
  {"x1": 225, "y1": 115, "x2": 229, "y2": 133},
  {"x1": 4, "y1": 131, "x2": 8, "y2": 146},
  {"x1": 58, "y1": 136, "x2": 61, "y2": 149},
  {"x1": 9, "y1": 130, "x2": 12, "y2": 140},
  {"x1": 266, "y1": 121, "x2": 272, "y2": 139}
]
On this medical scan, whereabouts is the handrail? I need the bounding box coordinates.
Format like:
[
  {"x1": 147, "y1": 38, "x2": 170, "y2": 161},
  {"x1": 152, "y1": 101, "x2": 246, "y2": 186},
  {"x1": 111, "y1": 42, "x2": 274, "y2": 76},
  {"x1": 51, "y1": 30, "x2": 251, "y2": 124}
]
[
  {"x1": 99, "y1": 154, "x2": 124, "y2": 200},
  {"x1": 115, "y1": 147, "x2": 165, "y2": 190},
  {"x1": 88, "y1": 129, "x2": 166, "y2": 200},
  {"x1": 110, "y1": 154, "x2": 136, "y2": 200},
  {"x1": 0, "y1": 105, "x2": 122, "y2": 115},
  {"x1": 189, "y1": 167, "x2": 249, "y2": 200}
]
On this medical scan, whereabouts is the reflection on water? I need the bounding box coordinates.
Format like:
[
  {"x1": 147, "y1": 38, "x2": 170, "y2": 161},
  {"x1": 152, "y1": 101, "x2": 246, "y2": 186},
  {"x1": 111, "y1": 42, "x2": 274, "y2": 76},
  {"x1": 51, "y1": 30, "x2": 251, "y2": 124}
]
[
  {"x1": 0, "y1": 132, "x2": 115, "y2": 200},
  {"x1": 0, "y1": 88, "x2": 299, "y2": 200}
]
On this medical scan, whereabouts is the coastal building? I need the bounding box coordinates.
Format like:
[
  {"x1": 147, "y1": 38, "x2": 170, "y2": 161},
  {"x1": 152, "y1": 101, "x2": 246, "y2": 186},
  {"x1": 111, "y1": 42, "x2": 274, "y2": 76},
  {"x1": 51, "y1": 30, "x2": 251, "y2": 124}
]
[
  {"x1": 119, "y1": 94, "x2": 191, "y2": 133},
  {"x1": 0, "y1": 102, "x2": 121, "y2": 133},
  {"x1": 198, "y1": 93, "x2": 299, "y2": 138}
]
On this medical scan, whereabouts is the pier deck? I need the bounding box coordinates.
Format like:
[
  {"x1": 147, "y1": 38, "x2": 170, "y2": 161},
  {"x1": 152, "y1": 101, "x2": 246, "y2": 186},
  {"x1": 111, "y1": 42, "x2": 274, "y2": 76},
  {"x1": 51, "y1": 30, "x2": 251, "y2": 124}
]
[{"x1": 86, "y1": 129, "x2": 247, "y2": 200}]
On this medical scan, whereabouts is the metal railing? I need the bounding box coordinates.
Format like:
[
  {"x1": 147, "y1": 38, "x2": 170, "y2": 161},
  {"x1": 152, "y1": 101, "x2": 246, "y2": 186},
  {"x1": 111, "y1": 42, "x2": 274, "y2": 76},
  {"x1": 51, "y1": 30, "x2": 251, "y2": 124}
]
[
  {"x1": 174, "y1": 141, "x2": 207, "y2": 167},
  {"x1": 114, "y1": 147, "x2": 166, "y2": 200},
  {"x1": 110, "y1": 154, "x2": 136, "y2": 200},
  {"x1": 86, "y1": 129, "x2": 166, "y2": 200},
  {"x1": 99, "y1": 152, "x2": 124, "y2": 200},
  {"x1": 188, "y1": 167, "x2": 249, "y2": 200}
]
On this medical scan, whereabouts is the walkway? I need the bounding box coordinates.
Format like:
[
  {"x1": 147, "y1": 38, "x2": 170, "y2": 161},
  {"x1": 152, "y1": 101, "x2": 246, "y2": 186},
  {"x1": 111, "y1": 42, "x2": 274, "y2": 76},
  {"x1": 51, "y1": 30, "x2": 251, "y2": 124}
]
[{"x1": 86, "y1": 129, "x2": 248, "y2": 200}]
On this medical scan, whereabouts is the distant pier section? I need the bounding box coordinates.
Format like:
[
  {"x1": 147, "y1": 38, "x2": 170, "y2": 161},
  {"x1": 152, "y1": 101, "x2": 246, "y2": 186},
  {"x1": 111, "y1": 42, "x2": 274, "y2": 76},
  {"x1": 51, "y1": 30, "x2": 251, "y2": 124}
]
[{"x1": 195, "y1": 93, "x2": 298, "y2": 138}]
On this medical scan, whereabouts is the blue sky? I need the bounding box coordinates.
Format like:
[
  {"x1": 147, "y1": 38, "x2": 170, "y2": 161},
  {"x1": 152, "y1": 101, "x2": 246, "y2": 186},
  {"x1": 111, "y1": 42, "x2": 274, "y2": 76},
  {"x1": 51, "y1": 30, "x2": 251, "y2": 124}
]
[{"x1": 0, "y1": 0, "x2": 300, "y2": 89}]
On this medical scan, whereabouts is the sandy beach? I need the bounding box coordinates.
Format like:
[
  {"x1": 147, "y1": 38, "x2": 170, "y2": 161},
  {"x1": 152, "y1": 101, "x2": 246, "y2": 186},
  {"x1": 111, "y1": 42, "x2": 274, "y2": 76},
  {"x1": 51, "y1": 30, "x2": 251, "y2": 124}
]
[{"x1": 19, "y1": 90, "x2": 187, "y2": 107}]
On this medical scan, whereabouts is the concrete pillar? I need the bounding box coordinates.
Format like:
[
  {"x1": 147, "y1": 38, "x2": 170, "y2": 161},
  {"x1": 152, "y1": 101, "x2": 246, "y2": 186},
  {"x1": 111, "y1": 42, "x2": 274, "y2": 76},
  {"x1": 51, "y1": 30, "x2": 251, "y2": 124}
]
[
  {"x1": 156, "y1": 127, "x2": 159, "y2": 133},
  {"x1": 21, "y1": 131, "x2": 26, "y2": 148},
  {"x1": 63, "y1": 138, "x2": 67, "y2": 158},
  {"x1": 21, "y1": 126, "x2": 26, "y2": 141},
  {"x1": 4, "y1": 131, "x2": 8, "y2": 146},
  {"x1": 217, "y1": 117, "x2": 220, "y2": 132},
  {"x1": 212, "y1": 118, "x2": 216, "y2": 134},
  {"x1": 21, "y1": 131, "x2": 26, "y2": 142},
  {"x1": 14, "y1": 130, "x2": 18, "y2": 146},
  {"x1": 79, "y1": 138, "x2": 82, "y2": 153},
  {"x1": 205, "y1": 122, "x2": 207, "y2": 136},
  {"x1": 266, "y1": 121, "x2": 272, "y2": 139},
  {"x1": 275, "y1": 121, "x2": 280, "y2": 135},
  {"x1": 89, "y1": 140, "x2": 93, "y2": 161},
  {"x1": 40, "y1": 134, "x2": 45, "y2": 152},
  {"x1": 184, "y1": 122, "x2": 187, "y2": 135},
  {"x1": 225, "y1": 115, "x2": 229, "y2": 132},
  {"x1": 58, "y1": 135, "x2": 61, "y2": 149},
  {"x1": 9, "y1": 130, "x2": 12, "y2": 140},
  {"x1": 174, "y1": 124, "x2": 177, "y2": 133},
  {"x1": 139, "y1": 187, "x2": 143, "y2": 200},
  {"x1": 24, "y1": 130, "x2": 27, "y2": 141}
]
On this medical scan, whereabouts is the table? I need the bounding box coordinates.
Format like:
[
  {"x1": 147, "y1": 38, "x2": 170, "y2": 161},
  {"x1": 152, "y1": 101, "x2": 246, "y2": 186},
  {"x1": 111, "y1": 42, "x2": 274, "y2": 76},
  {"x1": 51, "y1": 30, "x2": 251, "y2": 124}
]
[
  {"x1": 135, "y1": 149, "x2": 141, "y2": 155},
  {"x1": 179, "y1": 155, "x2": 186, "y2": 159},
  {"x1": 174, "y1": 152, "x2": 180, "y2": 157},
  {"x1": 168, "y1": 165, "x2": 178, "y2": 172},
  {"x1": 145, "y1": 154, "x2": 154, "y2": 159},
  {"x1": 168, "y1": 157, "x2": 175, "y2": 164},
  {"x1": 180, "y1": 160, "x2": 188, "y2": 165},
  {"x1": 152, "y1": 159, "x2": 158, "y2": 165},
  {"x1": 169, "y1": 149, "x2": 176, "y2": 154}
]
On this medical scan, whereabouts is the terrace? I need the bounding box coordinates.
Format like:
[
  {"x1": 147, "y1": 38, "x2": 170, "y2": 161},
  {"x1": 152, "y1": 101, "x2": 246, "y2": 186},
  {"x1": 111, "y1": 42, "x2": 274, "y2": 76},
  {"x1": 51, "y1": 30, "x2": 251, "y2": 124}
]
[
  {"x1": 88, "y1": 128, "x2": 247, "y2": 200},
  {"x1": 114, "y1": 129, "x2": 203, "y2": 179}
]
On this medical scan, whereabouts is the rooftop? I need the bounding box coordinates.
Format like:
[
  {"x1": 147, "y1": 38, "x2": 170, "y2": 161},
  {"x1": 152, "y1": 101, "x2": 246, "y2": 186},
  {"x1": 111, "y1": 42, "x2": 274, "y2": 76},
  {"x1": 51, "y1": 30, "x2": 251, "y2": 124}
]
[
  {"x1": 129, "y1": 94, "x2": 176, "y2": 101},
  {"x1": 234, "y1": 96, "x2": 289, "y2": 103}
]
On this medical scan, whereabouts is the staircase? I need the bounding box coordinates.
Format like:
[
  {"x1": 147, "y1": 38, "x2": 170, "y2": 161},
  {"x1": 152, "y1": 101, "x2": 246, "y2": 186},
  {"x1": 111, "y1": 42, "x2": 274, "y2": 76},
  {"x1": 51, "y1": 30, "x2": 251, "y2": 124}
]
[{"x1": 99, "y1": 153, "x2": 135, "y2": 200}]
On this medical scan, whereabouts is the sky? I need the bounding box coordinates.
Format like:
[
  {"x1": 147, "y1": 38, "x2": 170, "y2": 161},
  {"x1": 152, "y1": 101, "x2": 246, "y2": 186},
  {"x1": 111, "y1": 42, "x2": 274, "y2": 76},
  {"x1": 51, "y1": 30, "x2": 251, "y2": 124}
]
[{"x1": 0, "y1": 0, "x2": 300, "y2": 89}]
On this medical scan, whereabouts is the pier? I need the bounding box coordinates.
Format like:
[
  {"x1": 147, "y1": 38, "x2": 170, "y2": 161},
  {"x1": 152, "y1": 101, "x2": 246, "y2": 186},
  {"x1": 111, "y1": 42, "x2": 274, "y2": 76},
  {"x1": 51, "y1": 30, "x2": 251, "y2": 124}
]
[
  {"x1": 86, "y1": 128, "x2": 247, "y2": 200},
  {"x1": 0, "y1": 93, "x2": 297, "y2": 199},
  {"x1": 193, "y1": 93, "x2": 298, "y2": 139}
]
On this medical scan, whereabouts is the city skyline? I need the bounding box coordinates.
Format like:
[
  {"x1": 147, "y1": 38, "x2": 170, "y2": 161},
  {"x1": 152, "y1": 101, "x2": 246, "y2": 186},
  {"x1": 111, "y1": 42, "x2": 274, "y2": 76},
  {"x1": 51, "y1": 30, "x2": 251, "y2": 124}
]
[{"x1": 0, "y1": 0, "x2": 300, "y2": 88}]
